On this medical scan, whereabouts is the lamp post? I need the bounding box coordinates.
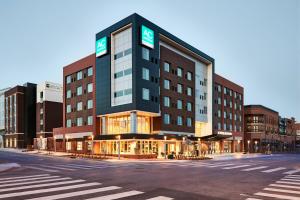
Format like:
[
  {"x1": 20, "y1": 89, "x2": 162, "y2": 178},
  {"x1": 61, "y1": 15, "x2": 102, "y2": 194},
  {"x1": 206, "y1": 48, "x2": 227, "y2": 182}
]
[
  {"x1": 91, "y1": 135, "x2": 94, "y2": 155},
  {"x1": 247, "y1": 140, "x2": 250, "y2": 153},
  {"x1": 182, "y1": 137, "x2": 185, "y2": 156},
  {"x1": 117, "y1": 135, "x2": 121, "y2": 160},
  {"x1": 164, "y1": 136, "x2": 167, "y2": 159},
  {"x1": 66, "y1": 136, "x2": 69, "y2": 153},
  {"x1": 39, "y1": 135, "x2": 43, "y2": 152},
  {"x1": 198, "y1": 138, "x2": 201, "y2": 157},
  {"x1": 53, "y1": 136, "x2": 56, "y2": 153}
]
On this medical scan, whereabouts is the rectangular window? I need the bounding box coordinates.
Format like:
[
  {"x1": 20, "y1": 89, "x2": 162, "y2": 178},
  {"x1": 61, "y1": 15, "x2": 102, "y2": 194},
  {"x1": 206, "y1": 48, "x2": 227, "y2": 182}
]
[
  {"x1": 187, "y1": 117, "x2": 192, "y2": 127},
  {"x1": 77, "y1": 117, "x2": 83, "y2": 126},
  {"x1": 87, "y1": 116, "x2": 93, "y2": 125},
  {"x1": 87, "y1": 83, "x2": 93, "y2": 93},
  {"x1": 87, "y1": 99, "x2": 93, "y2": 109},
  {"x1": 164, "y1": 114, "x2": 170, "y2": 125},
  {"x1": 224, "y1": 99, "x2": 227, "y2": 106},
  {"x1": 177, "y1": 84, "x2": 182, "y2": 93},
  {"x1": 218, "y1": 110, "x2": 221, "y2": 118},
  {"x1": 77, "y1": 102, "x2": 82, "y2": 111},
  {"x1": 114, "y1": 71, "x2": 123, "y2": 79},
  {"x1": 224, "y1": 123, "x2": 227, "y2": 130},
  {"x1": 66, "y1": 105, "x2": 71, "y2": 113},
  {"x1": 77, "y1": 141, "x2": 83, "y2": 151},
  {"x1": 66, "y1": 119, "x2": 72, "y2": 128},
  {"x1": 87, "y1": 67, "x2": 93, "y2": 76},
  {"x1": 187, "y1": 72, "x2": 192, "y2": 81},
  {"x1": 66, "y1": 90, "x2": 71, "y2": 99},
  {"x1": 142, "y1": 47, "x2": 150, "y2": 60},
  {"x1": 187, "y1": 87, "x2": 192, "y2": 96},
  {"x1": 187, "y1": 102, "x2": 192, "y2": 111},
  {"x1": 164, "y1": 62, "x2": 170, "y2": 72},
  {"x1": 124, "y1": 88, "x2": 132, "y2": 95},
  {"x1": 218, "y1": 97, "x2": 221, "y2": 104},
  {"x1": 177, "y1": 67, "x2": 183, "y2": 77},
  {"x1": 218, "y1": 85, "x2": 221, "y2": 92},
  {"x1": 114, "y1": 90, "x2": 123, "y2": 98},
  {"x1": 66, "y1": 75, "x2": 71, "y2": 84},
  {"x1": 77, "y1": 71, "x2": 82, "y2": 80},
  {"x1": 177, "y1": 100, "x2": 183, "y2": 109},
  {"x1": 224, "y1": 87, "x2": 227, "y2": 95},
  {"x1": 142, "y1": 68, "x2": 150, "y2": 80},
  {"x1": 164, "y1": 97, "x2": 170, "y2": 107},
  {"x1": 218, "y1": 122, "x2": 221, "y2": 130},
  {"x1": 142, "y1": 88, "x2": 150, "y2": 100},
  {"x1": 77, "y1": 86, "x2": 82, "y2": 96},
  {"x1": 230, "y1": 113, "x2": 232, "y2": 120},
  {"x1": 164, "y1": 79, "x2": 170, "y2": 90},
  {"x1": 224, "y1": 111, "x2": 227, "y2": 119},
  {"x1": 177, "y1": 116, "x2": 183, "y2": 126},
  {"x1": 114, "y1": 52, "x2": 123, "y2": 60},
  {"x1": 124, "y1": 48, "x2": 132, "y2": 56},
  {"x1": 124, "y1": 68, "x2": 132, "y2": 76},
  {"x1": 66, "y1": 142, "x2": 71, "y2": 150}
]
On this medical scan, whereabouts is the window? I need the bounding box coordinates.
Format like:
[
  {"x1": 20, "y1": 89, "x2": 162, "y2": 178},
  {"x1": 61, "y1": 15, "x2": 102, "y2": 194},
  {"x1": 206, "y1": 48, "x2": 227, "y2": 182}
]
[
  {"x1": 177, "y1": 67, "x2": 183, "y2": 77},
  {"x1": 229, "y1": 90, "x2": 232, "y2": 96},
  {"x1": 40, "y1": 119, "x2": 43, "y2": 125},
  {"x1": 142, "y1": 47, "x2": 150, "y2": 60},
  {"x1": 66, "y1": 105, "x2": 71, "y2": 113},
  {"x1": 124, "y1": 48, "x2": 132, "y2": 56},
  {"x1": 230, "y1": 113, "x2": 232, "y2": 120},
  {"x1": 114, "y1": 71, "x2": 123, "y2": 79},
  {"x1": 114, "y1": 52, "x2": 123, "y2": 60},
  {"x1": 187, "y1": 102, "x2": 192, "y2": 111},
  {"x1": 224, "y1": 87, "x2": 227, "y2": 95},
  {"x1": 218, "y1": 122, "x2": 221, "y2": 130},
  {"x1": 234, "y1": 103, "x2": 237, "y2": 109},
  {"x1": 177, "y1": 84, "x2": 182, "y2": 93},
  {"x1": 224, "y1": 123, "x2": 227, "y2": 130},
  {"x1": 66, "y1": 142, "x2": 71, "y2": 151},
  {"x1": 142, "y1": 88, "x2": 150, "y2": 100},
  {"x1": 114, "y1": 90, "x2": 123, "y2": 98},
  {"x1": 230, "y1": 101, "x2": 232, "y2": 108},
  {"x1": 218, "y1": 85, "x2": 221, "y2": 92},
  {"x1": 164, "y1": 97, "x2": 170, "y2": 107},
  {"x1": 77, "y1": 71, "x2": 82, "y2": 80},
  {"x1": 66, "y1": 90, "x2": 71, "y2": 99},
  {"x1": 142, "y1": 68, "x2": 149, "y2": 80},
  {"x1": 77, "y1": 141, "x2": 83, "y2": 151},
  {"x1": 124, "y1": 88, "x2": 132, "y2": 95},
  {"x1": 177, "y1": 116, "x2": 183, "y2": 126},
  {"x1": 224, "y1": 99, "x2": 227, "y2": 106},
  {"x1": 66, "y1": 119, "x2": 72, "y2": 128},
  {"x1": 124, "y1": 68, "x2": 132, "y2": 76},
  {"x1": 164, "y1": 62, "x2": 170, "y2": 72},
  {"x1": 164, "y1": 114, "x2": 170, "y2": 125},
  {"x1": 66, "y1": 75, "x2": 71, "y2": 84},
  {"x1": 164, "y1": 79, "x2": 170, "y2": 90},
  {"x1": 187, "y1": 117, "x2": 192, "y2": 127},
  {"x1": 234, "y1": 114, "x2": 237, "y2": 121},
  {"x1": 224, "y1": 111, "x2": 227, "y2": 119},
  {"x1": 177, "y1": 100, "x2": 183, "y2": 109},
  {"x1": 87, "y1": 100, "x2": 93, "y2": 109},
  {"x1": 87, "y1": 67, "x2": 93, "y2": 76},
  {"x1": 87, "y1": 116, "x2": 93, "y2": 125},
  {"x1": 218, "y1": 110, "x2": 221, "y2": 118},
  {"x1": 230, "y1": 124, "x2": 232, "y2": 131},
  {"x1": 187, "y1": 87, "x2": 192, "y2": 96},
  {"x1": 77, "y1": 86, "x2": 82, "y2": 96},
  {"x1": 87, "y1": 83, "x2": 93, "y2": 93},
  {"x1": 218, "y1": 97, "x2": 221, "y2": 104},
  {"x1": 77, "y1": 117, "x2": 83, "y2": 126},
  {"x1": 77, "y1": 102, "x2": 82, "y2": 111},
  {"x1": 187, "y1": 72, "x2": 192, "y2": 80}
]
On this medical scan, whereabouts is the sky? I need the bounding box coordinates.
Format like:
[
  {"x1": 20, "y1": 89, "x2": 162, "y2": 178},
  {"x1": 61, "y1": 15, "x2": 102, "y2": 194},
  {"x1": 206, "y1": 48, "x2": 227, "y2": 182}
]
[{"x1": 0, "y1": 0, "x2": 299, "y2": 121}]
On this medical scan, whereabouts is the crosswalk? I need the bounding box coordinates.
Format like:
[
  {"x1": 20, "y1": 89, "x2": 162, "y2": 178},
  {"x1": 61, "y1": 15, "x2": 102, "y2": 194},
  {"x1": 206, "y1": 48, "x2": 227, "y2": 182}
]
[
  {"x1": 0, "y1": 173, "x2": 173, "y2": 200},
  {"x1": 245, "y1": 174, "x2": 300, "y2": 200},
  {"x1": 23, "y1": 161, "x2": 300, "y2": 176}
]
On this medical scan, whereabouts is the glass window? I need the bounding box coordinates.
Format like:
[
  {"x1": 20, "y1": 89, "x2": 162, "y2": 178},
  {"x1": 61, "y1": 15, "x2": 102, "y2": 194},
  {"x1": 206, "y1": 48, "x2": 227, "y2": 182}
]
[
  {"x1": 187, "y1": 72, "x2": 192, "y2": 81},
  {"x1": 66, "y1": 105, "x2": 71, "y2": 113},
  {"x1": 164, "y1": 79, "x2": 170, "y2": 90},
  {"x1": 218, "y1": 110, "x2": 221, "y2": 118},
  {"x1": 142, "y1": 88, "x2": 150, "y2": 100},
  {"x1": 77, "y1": 117, "x2": 83, "y2": 126},
  {"x1": 224, "y1": 111, "x2": 227, "y2": 119},
  {"x1": 218, "y1": 97, "x2": 221, "y2": 104},
  {"x1": 87, "y1": 67, "x2": 93, "y2": 76},
  {"x1": 164, "y1": 62, "x2": 170, "y2": 72},
  {"x1": 87, "y1": 100, "x2": 93, "y2": 109},
  {"x1": 87, "y1": 116, "x2": 93, "y2": 125},
  {"x1": 114, "y1": 71, "x2": 123, "y2": 79},
  {"x1": 114, "y1": 52, "x2": 123, "y2": 60},
  {"x1": 77, "y1": 102, "x2": 82, "y2": 111},
  {"x1": 187, "y1": 87, "x2": 192, "y2": 96},
  {"x1": 177, "y1": 100, "x2": 183, "y2": 109},
  {"x1": 66, "y1": 119, "x2": 72, "y2": 128},
  {"x1": 142, "y1": 47, "x2": 149, "y2": 60},
  {"x1": 177, "y1": 84, "x2": 182, "y2": 93},
  {"x1": 224, "y1": 99, "x2": 227, "y2": 106},
  {"x1": 218, "y1": 85, "x2": 221, "y2": 92},
  {"x1": 77, "y1": 86, "x2": 82, "y2": 96},
  {"x1": 142, "y1": 68, "x2": 149, "y2": 80},
  {"x1": 124, "y1": 88, "x2": 132, "y2": 95},
  {"x1": 124, "y1": 68, "x2": 132, "y2": 76},
  {"x1": 187, "y1": 102, "x2": 192, "y2": 111},
  {"x1": 124, "y1": 48, "x2": 132, "y2": 56},
  {"x1": 224, "y1": 123, "x2": 227, "y2": 130},
  {"x1": 164, "y1": 97, "x2": 170, "y2": 107},
  {"x1": 177, "y1": 116, "x2": 183, "y2": 126},
  {"x1": 66, "y1": 142, "x2": 71, "y2": 150},
  {"x1": 177, "y1": 67, "x2": 183, "y2": 77},
  {"x1": 164, "y1": 114, "x2": 170, "y2": 125},
  {"x1": 66, "y1": 90, "x2": 71, "y2": 99},
  {"x1": 224, "y1": 87, "x2": 226, "y2": 94},
  {"x1": 114, "y1": 90, "x2": 123, "y2": 98},
  {"x1": 218, "y1": 122, "x2": 221, "y2": 130},
  {"x1": 77, "y1": 141, "x2": 83, "y2": 151},
  {"x1": 187, "y1": 117, "x2": 192, "y2": 127},
  {"x1": 87, "y1": 83, "x2": 93, "y2": 93},
  {"x1": 77, "y1": 71, "x2": 82, "y2": 80},
  {"x1": 66, "y1": 75, "x2": 71, "y2": 84}
]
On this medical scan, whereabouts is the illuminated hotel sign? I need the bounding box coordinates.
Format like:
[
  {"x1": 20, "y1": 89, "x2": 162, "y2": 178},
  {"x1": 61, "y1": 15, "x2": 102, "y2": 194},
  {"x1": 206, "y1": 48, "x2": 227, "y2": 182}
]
[
  {"x1": 96, "y1": 37, "x2": 107, "y2": 57},
  {"x1": 217, "y1": 131, "x2": 232, "y2": 136},
  {"x1": 141, "y1": 25, "x2": 154, "y2": 49}
]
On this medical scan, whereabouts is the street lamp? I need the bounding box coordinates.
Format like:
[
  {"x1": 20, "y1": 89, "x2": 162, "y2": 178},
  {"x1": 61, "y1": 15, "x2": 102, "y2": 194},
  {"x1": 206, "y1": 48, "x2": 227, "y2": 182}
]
[
  {"x1": 117, "y1": 135, "x2": 121, "y2": 160},
  {"x1": 39, "y1": 135, "x2": 43, "y2": 152},
  {"x1": 198, "y1": 138, "x2": 201, "y2": 157},
  {"x1": 66, "y1": 135, "x2": 69, "y2": 153},
  {"x1": 164, "y1": 136, "x2": 167, "y2": 159},
  {"x1": 53, "y1": 135, "x2": 56, "y2": 153},
  {"x1": 91, "y1": 135, "x2": 94, "y2": 156},
  {"x1": 247, "y1": 140, "x2": 250, "y2": 153}
]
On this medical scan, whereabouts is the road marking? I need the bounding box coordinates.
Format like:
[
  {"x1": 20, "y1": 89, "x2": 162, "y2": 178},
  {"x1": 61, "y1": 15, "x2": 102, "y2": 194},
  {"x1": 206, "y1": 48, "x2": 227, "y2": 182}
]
[
  {"x1": 283, "y1": 176, "x2": 300, "y2": 180},
  {"x1": 255, "y1": 192, "x2": 299, "y2": 200},
  {"x1": 261, "y1": 167, "x2": 286, "y2": 173},
  {"x1": 0, "y1": 177, "x2": 71, "y2": 188},
  {"x1": 270, "y1": 184, "x2": 300, "y2": 190},
  {"x1": 264, "y1": 187, "x2": 300, "y2": 194},
  {"x1": 245, "y1": 198, "x2": 262, "y2": 200},
  {"x1": 276, "y1": 181, "x2": 300, "y2": 185},
  {"x1": 25, "y1": 166, "x2": 59, "y2": 172},
  {"x1": 281, "y1": 178, "x2": 300, "y2": 182},
  {"x1": 283, "y1": 169, "x2": 300, "y2": 175},
  {"x1": 286, "y1": 175, "x2": 300, "y2": 178},
  {"x1": 85, "y1": 190, "x2": 144, "y2": 200},
  {"x1": 26, "y1": 186, "x2": 120, "y2": 200},
  {"x1": 38, "y1": 165, "x2": 76, "y2": 171},
  {"x1": 57, "y1": 164, "x2": 94, "y2": 170},
  {"x1": 0, "y1": 174, "x2": 49, "y2": 180},
  {"x1": 223, "y1": 164, "x2": 250, "y2": 169},
  {"x1": 241, "y1": 166, "x2": 268, "y2": 171},
  {"x1": 0, "y1": 176, "x2": 60, "y2": 184},
  {"x1": 0, "y1": 180, "x2": 85, "y2": 192},
  {"x1": 0, "y1": 182, "x2": 101, "y2": 199},
  {"x1": 207, "y1": 163, "x2": 236, "y2": 168},
  {"x1": 146, "y1": 196, "x2": 174, "y2": 200}
]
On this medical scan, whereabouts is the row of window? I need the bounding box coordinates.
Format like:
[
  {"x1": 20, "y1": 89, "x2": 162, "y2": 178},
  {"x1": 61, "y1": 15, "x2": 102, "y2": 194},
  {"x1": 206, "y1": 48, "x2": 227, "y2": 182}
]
[
  {"x1": 114, "y1": 48, "x2": 132, "y2": 60},
  {"x1": 163, "y1": 114, "x2": 193, "y2": 127},
  {"x1": 66, "y1": 99, "x2": 93, "y2": 113},
  {"x1": 215, "y1": 85, "x2": 242, "y2": 100},
  {"x1": 66, "y1": 116, "x2": 93, "y2": 127},
  {"x1": 66, "y1": 67, "x2": 93, "y2": 84},
  {"x1": 163, "y1": 79, "x2": 193, "y2": 96},
  {"x1": 217, "y1": 123, "x2": 241, "y2": 132},
  {"x1": 163, "y1": 62, "x2": 193, "y2": 81},
  {"x1": 66, "y1": 83, "x2": 93, "y2": 98},
  {"x1": 114, "y1": 88, "x2": 132, "y2": 98},
  {"x1": 216, "y1": 97, "x2": 242, "y2": 110},
  {"x1": 114, "y1": 68, "x2": 132, "y2": 79},
  {"x1": 163, "y1": 97, "x2": 193, "y2": 111},
  {"x1": 216, "y1": 110, "x2": 242, "y2": 121}
]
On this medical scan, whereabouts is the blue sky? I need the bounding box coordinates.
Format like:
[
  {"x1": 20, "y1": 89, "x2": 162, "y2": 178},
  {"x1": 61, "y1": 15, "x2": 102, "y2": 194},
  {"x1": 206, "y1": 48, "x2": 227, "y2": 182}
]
[{"x1": 0, "y1": 0, "x2": 299, "y2": 120}]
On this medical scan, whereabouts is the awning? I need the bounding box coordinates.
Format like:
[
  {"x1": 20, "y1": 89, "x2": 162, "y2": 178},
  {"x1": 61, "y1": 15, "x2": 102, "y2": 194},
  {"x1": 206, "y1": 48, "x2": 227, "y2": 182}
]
[{"x1": 201, "y1": 134, "x2": 233, "y2": 141}]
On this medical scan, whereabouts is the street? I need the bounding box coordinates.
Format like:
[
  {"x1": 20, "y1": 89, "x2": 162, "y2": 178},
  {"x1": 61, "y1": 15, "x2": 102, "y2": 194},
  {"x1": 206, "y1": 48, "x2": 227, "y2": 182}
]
[{"x1": 0, "y1": 151, "x2": 300, "y2": 200}]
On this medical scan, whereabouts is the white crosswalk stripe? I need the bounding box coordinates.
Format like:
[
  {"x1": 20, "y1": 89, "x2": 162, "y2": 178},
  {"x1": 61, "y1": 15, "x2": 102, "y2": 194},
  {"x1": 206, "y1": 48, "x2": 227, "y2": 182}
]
[
  {"x1": 261, "y1": 167, "x2": 286, "y2": 173},
  {"x1": 0, "y1": 177, "x2": 71, "y2": 188},
  {"x1": 0, "y1": 174, "x2": 49, "y2": 180},
  {"x1": 0, "y1": 175, "x2": 60, "y2": 184},
  {"x1": 241, "y1": 166, "x2": 268, "y2": 171},
  {"x1": 254, "y1": 192, "x2": 300, "y2": 200},
  {"x1": 146, "y1": 196, "x2": 174, "y2": 200},
  {"x1": 38, "y1": 164, "x2": 76, "y2": 171},
  {"x1": 223, "y1": 164, "x2": 251, "y2": 169},
  {"x1": 270, "y1": 183, "x2": 300, "y2": 189},
  {"x1": 85, "y1": 190, "x2": 144, "y2": 200},
  {"x1": 25, "y1": 166, "x2": 59, "y2": 172},
  {"x1": 283, "y1": 169, "x2": 300, "y2": 175}
]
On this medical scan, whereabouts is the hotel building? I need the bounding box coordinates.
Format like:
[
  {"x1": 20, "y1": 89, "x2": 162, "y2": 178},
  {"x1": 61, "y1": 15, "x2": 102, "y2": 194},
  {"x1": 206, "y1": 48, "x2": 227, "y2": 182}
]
[
  {"x1": 0, "y1": 88, "x2": 10, "y2": 148},
  {"x1": 4, "y1": 83, "x2": 36, "y2": 148}
]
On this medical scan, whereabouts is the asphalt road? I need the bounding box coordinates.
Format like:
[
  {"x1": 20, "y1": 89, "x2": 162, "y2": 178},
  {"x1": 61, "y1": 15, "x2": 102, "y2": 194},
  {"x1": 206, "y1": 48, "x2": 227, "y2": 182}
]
[{"x1": 0, "y1": 150, "x2": 300, "y2": 200}]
